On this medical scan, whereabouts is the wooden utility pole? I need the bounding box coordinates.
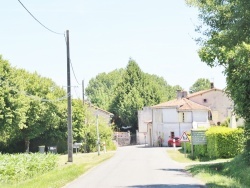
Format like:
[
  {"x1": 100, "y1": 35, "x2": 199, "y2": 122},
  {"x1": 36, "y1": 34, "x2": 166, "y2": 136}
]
[
  {"x1": 66, "y1": 30, "x2": 73, "y2": 162},
  {"x1": 82, "y1": 80, "x2": 85, "y2": 103},
  {"x1": 82, "y1": 80, "x2": 87, "y2": 153},
  {"x1": 96, "y1": 114, "x2": 100, "y2": 156}
]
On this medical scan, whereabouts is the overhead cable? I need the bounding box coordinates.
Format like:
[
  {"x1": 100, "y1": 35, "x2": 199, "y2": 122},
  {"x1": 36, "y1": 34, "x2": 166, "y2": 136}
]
[
  {"x1": 17, "y1": 0, "x2": 64, "y2": 35},
  {"x1": 70, "y1": 59, "x2": 81, "y2": 85}
]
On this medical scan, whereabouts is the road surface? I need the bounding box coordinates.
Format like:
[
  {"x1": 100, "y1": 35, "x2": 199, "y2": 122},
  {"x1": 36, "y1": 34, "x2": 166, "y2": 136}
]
[{"x1": 64, "y1": 145, "x2": 206, "y2": 188}]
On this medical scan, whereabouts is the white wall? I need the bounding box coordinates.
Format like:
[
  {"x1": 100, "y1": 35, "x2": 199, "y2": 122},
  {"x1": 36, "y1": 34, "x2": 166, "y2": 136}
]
[
  {"x1": 152, "y1": 107, "x2": 209, "y2": 147},
  {"x1": 136, "y1": 131, "x2": 147, "y2": 145},
  {"x1": 138, "y1": 107, "x2": 152, "y2": 133},
  {"x1": 152, "y1": 122, "x2": 193, "y2": 147},
  {"x1": 193, "y1": 111, "x2": 208, "y2": 122},
  {"x1": 153, "y1": 109, "x2": 162, "y2": 123},
  {"x1": 183, "y1": 112, "x2": 192, "y2": 122},
  {"x1": 162, "y1": 108, "x2": 178, "y2": 123},
  {"x1": 189, "y1": 90, "x2": 232, "y2": 124}
]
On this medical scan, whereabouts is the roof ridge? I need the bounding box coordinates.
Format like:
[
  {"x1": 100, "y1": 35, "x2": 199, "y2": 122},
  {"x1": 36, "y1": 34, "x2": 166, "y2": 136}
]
[
  {"x1": 152, "y1": 97, "x2": 209, "y2": 111},
  {"x1": 187, "y1": 88, "x2": 223, "y2": 98}
]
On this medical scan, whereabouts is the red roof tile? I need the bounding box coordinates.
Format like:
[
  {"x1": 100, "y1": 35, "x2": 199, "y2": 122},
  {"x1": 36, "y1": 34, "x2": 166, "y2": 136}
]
[
  {"x1": 187, "y1": 88, "x2": 223, "y2": 99},
  {"x1": 152, "y1": 98, "x2": 210, "y2": 111}
]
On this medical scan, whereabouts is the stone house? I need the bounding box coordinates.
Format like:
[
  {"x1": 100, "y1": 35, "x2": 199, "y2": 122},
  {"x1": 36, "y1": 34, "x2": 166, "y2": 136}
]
[
  {"x1": 138, "y1": 91, "x2": 210, "y2": 146},
  {"x1": 138, "y1": 83, "x2": 243, "y2": 146}
]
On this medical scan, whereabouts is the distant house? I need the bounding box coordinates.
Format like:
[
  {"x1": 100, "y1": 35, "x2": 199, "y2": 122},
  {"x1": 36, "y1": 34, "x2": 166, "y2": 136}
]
[
  {"x1": 151, "y1": 91, "x2": 210, "y2": 146},
  {"x1": 186, "y1": 83, "x2": 232, "y2": 126},
  {"x1": 138, "y1": 83, "x2": 243, "y2": 146},
  {"x1": 137, "y1": 107, "x2": 153, "y2": 145},
  {"x1": 138, "y1": 91, "x2": 210, "y2": 146},
  {"x1": 85, "y1": 101, "x2": 113, "y2": 125}
]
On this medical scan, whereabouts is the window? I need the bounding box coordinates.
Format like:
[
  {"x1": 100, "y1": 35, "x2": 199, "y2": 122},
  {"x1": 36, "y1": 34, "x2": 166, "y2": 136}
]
[
  {"x1": 182, "y1": 113, "x2": 185, "y2": 122},
  {"x1": 208, "y1": 111, "x2": 212, "y2": 120},
  {"x1": 203, "y1": 99, "x2": 207, "y2": 103},
  {"x1": 171, "y1": 132, "x2": 175, "y2": 138}
]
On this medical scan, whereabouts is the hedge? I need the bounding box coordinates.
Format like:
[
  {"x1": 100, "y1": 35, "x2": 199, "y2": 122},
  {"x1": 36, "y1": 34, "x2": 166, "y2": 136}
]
[
  {"x1": 181, "y1": 127, "x2": 245, "y2": 159},
  {"x1": 206, "y1": 127, "x2": 245, "y2": 159}
]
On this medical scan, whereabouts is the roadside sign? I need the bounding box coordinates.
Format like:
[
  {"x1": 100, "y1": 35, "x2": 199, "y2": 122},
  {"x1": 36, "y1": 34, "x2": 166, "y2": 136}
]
[
  {"x1": 180, "y1": 132, "x2": 190, "y2": 142},
  {"x1": 191, "y1": 129, "x2": 207, "y2": 145}
]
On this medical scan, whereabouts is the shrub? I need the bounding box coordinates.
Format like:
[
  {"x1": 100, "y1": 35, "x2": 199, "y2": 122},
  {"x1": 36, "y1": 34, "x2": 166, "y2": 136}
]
[
  {"x1": 0, "y1": 153, "x2": 58, "y2": 184},
  {"x1": 182, "y1": 127, "x2": 245, "y2": 159},
  {"x1": 83, "y1": 122, "x2": 116, "y2": 153},
  {"x1": 206, "y1": 127, "x2": 245, "y2": 159}
]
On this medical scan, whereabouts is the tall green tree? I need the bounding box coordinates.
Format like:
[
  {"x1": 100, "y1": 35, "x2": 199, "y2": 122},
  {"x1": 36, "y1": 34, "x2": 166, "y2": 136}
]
[
  {"x1": 0, "y1": 59, "x2": 68, "y2": 153},
  {"x1": 72, "y1": 98, "x2": 86, "y2": 143},
  {"x1": 85, "y1": 69, "x2": 124, "y2": 110},
  {"x1": 189, "y1": 78, "x2": 211, "y2": 93},
  {"x1": 111, "y1": 60, "x2": 144, "y2": 132},
  {"x1": 13, "y1": 69, "x2": 67, "y2": 152},
  {"x1": 186, "y1": 0, "x2": 250, "y2": 158},
  {"x1": 111, "y1": 59, "x2": 182, "y2": 132},
  {"x1": 86, "y1": 59, "x2": 183, "y2": 133},
  {"x1": 144, "y1": 73, "x2": 183, "y2": 103},
  {"x1": 0, "y1": 57, "x2": 28, "y2": 149}
]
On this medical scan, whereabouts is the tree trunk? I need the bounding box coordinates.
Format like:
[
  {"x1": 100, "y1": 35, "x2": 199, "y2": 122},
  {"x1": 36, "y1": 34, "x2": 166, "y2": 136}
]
[
  {"x1": 243, "y1": 120, "x2": 250, "y2": 164},
  {"x1": 25, "y1": 137, "x2": 30, "y2": 153}
]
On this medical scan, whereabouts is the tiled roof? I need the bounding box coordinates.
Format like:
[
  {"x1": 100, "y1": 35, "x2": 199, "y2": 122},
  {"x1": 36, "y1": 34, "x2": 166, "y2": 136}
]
[
  {"x1": 187, "y1": 88, "x2": 223, "y2": 99},
  {"x1": 84, "y1": 100, "x2": 114, "y2": 116},
  {"x1": 152, "y1": 98, "x2": 210, "y2": 111}
]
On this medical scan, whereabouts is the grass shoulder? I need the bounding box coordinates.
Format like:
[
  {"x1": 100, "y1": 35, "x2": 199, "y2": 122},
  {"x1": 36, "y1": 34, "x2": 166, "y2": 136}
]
[
  {"x1": 167, "y1": 148, "x2": 250, "y2": 187},
  {"x1": 1, "y1": 151, "x2": 115, "y2": 188}
]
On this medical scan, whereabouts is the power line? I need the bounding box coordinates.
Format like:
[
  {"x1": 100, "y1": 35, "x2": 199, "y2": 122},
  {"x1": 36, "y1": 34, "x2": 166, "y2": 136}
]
[
  {"x1": 70, "y1": 59, "x2": 81, "y2": 85},
  {"x1": 73, "y1": 86, "x2": 81, "y2": 99},
  {"x1": 25, "y1": 92, "x2": 69, "y2": 102},
  {"x1": 23, "y1": 90, "x2": 70, "y2": 102},
  {"x1": 17, "y1": 0, "x2": 64, "y2": 35},
  {"x1": 4, "y1": 82, "x2": 69, "y2": 102}
]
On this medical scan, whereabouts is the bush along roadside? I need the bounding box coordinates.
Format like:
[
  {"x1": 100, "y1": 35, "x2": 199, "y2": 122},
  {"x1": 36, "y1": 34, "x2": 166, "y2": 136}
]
[
  {"x1": 0, "y1": 153, "x2": 58, "y2": 184},
  {"x1": 181, "y1": 127, "x2": 245, "y2": 159}
]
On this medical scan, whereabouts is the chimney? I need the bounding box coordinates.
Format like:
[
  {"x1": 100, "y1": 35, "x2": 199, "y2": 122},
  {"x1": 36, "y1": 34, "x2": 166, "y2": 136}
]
[
  {"x1": 177, "y1": 90, "x2": 187, "y2": 99},
  {"x1": 177, "y1": 90, "x2": 182, "y2": 99},
  {"x1": 182, "y1": 91, "x2": 187, "y2": 98},
  {"x1": 210, "y1": 82, "x2": 214, "y2": 89}
]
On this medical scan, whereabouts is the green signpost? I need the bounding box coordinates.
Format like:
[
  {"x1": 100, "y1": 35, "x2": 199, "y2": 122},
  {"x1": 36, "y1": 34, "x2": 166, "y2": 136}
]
[{"x1": 191, "y1": 129, "x2": 207, "y2": 156}]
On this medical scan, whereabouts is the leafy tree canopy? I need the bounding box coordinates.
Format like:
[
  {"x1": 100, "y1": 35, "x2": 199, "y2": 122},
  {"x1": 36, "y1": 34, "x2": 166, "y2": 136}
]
[
  {"x1": 189, "y1": 78, "x2": 211, "y2": 93},
  {"x1": 87, "y1": 59, "x2": 183, "y2": 133},
  {"x1": 85, "y1": 69, "x2": 124, "y2": 110},
  {"x1": 186, "y1": 0, "x2": 250, "y2": 158}
]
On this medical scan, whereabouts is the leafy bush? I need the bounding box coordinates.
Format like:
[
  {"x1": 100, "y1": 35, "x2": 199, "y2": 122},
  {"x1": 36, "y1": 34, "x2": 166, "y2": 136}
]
[
  {"x1": 206, "y1": 127, "x2": 245, "y2": 159},
  {"x1": 182, "y1": 127, "x2": 245, "y2": 159},
  {"x1": 181, "y1": 138, "x2": 207, "y2": 158},
  {"x1": 82, "y1": 121, "x2": 116, "y2": 153},
  {"x1": 0, "y1": 153, "x2": 58, "y2": 184},
  {"x1": 193, "y1": 145, "x2": 207, "y2": 157}
]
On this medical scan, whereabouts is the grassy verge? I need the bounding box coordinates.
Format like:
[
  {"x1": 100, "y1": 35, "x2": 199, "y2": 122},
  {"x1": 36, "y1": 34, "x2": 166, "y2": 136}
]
[
  {"x1": 167, "y1": 148, "x2": 230, "y2": 163},
  {"x1": 167, "y1": 148, "x2": 194, "y2": 163},
  {"x1": 187, "y1": 163, "x2": 243, "y2": 187},
  {"x1": 1, "y1": 151, "x2": 115, "y2": 188},
  {"x1": 167, "y1": 149, "x2": 250, "y2": 187}
]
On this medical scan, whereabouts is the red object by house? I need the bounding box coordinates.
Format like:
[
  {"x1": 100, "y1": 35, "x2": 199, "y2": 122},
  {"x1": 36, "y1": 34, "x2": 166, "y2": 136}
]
[{"x1": 168, "y1": 137, "x2": 181, "y2": 147}]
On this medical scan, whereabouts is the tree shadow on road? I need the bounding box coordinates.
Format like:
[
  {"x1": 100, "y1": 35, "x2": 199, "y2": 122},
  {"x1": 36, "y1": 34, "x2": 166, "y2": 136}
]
[{"x1": 127, "y1": 184, "x2": 205, "y2": 187}]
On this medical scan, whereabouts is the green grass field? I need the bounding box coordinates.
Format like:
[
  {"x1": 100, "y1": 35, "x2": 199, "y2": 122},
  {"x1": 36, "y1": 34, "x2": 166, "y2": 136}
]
[
  {"x1": 0, "y1": 151, "x2": 115, "y2": 188},
  {"x1": 167, "y1": 148, "x2": 250, "y2": 188}
]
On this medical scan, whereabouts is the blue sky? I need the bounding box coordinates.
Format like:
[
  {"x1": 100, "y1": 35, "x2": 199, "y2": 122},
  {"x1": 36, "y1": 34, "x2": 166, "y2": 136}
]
[{"x1": 1, "y1": 0, "x2": 226, "y2": 98}]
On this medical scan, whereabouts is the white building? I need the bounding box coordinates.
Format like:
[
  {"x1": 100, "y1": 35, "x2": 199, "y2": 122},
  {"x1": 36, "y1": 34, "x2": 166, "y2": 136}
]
[
  {"x1": 138, "y1": 107, "x2": 152, "y2": 145},
  {"x1": 138, "y1": 84, "x2": 244, "y2": 146},
  {"x1": 186, "y1": 84, "x2": 244, "y2": 127},
  {"x1": 186, "y1": 86, "x2": 231, "y2": 125},
  {"x1": 151, "y1": 93, "x2": 210, "y2": 147}
]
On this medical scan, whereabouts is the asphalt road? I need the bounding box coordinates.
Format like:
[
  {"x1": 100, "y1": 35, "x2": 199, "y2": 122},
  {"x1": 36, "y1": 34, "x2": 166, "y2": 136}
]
[{"x1": 64, "y1": 145, "x2": 206, "y2": 188}]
